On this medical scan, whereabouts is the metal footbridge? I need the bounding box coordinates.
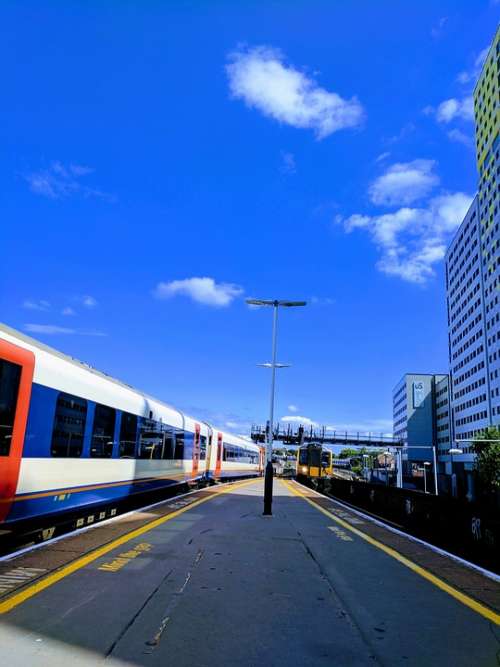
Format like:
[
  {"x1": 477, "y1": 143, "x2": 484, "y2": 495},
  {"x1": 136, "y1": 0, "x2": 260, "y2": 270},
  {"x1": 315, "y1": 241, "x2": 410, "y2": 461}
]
[{"x1": 250, "y1": 423, "x2": 403, "y2": 449}]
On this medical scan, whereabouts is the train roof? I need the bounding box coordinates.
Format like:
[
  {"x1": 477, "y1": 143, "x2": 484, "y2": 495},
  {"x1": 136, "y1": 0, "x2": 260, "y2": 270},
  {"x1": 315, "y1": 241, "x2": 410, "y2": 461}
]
[{"x1": 0, "y1": 323, "x2": 259, "y2": 449}]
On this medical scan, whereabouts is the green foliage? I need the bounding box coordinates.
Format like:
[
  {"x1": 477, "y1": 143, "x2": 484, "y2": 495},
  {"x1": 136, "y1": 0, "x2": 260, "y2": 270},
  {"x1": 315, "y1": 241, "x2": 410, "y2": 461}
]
[
  {"x1": 338, "y1": 447, "x2": 359, "y2": 459},
  {"x1": 473, "y1": 427, "x2": 500, "y2": 493}
]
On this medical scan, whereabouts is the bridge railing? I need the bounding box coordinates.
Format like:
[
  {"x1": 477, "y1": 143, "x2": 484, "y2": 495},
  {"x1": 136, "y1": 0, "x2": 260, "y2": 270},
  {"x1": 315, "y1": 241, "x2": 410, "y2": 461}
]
[{"x1": 250, "y1": 424, "x2": 403, "y2": 448}]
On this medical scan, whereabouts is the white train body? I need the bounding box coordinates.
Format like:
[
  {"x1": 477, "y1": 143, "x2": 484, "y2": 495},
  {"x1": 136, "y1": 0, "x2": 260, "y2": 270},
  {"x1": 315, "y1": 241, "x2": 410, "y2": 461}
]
[{"x1": 0, "y1": 324, "x2": 263, "y2": 525}]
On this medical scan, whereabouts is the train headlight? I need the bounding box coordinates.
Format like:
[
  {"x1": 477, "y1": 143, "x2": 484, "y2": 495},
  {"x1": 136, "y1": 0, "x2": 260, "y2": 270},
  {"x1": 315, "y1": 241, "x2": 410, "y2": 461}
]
[{"x1": 301, "y1": 466, "x2": 308, "y2": 474}]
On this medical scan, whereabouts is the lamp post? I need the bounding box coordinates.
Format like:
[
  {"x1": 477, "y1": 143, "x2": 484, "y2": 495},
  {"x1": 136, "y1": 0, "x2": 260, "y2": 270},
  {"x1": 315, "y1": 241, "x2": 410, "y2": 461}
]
[
  {"x1": 423, "y1": 461, "x2": 431, "y2": 494},
  {"x1": 247, "y1": 298, "x2": 306, "y2": 515},
  {"x1": 362, "y1": 453, "x2": 369, "y2": 482},
  {"x1": 449, "y1": 446, "x2": 463, "y2": 498},
  {"x1": 383, "y1": 450, "x2": 391, "y2": 487}
]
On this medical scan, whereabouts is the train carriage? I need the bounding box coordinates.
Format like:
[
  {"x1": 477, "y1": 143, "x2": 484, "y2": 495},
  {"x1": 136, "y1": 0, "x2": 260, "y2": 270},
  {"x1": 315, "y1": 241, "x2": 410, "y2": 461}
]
[
  {"x1": 0, "y1": 324, "x2": 263, "y2": 527},
  {"x1": 296, "y1": 443, "x2": 333, "y2": 485}
]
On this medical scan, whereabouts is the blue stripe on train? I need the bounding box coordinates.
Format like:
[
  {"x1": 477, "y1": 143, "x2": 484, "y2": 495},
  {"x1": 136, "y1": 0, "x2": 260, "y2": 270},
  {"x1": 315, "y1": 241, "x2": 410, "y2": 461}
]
[{"x1": 6, "y1": 475, "x2": 193, "y2": 524}]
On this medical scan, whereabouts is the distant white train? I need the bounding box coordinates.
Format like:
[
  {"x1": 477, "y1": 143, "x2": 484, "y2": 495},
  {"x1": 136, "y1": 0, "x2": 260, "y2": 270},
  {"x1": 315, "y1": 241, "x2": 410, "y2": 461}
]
[{"x1": 0, "y1": 324, "x2": 263, "y2": 526}]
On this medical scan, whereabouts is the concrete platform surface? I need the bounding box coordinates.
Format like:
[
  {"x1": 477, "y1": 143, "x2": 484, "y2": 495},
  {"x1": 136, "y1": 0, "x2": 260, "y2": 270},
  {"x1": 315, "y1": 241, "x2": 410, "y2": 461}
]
[{"x1": 0, "y1": 478, "x2": 498, "y2": 667}]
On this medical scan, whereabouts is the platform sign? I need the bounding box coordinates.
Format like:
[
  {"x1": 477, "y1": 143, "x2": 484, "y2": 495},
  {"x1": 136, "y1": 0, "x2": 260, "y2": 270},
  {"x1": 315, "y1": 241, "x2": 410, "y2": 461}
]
[{"x1": 413, "y1": 381, "x2": 425, "y2": 408}]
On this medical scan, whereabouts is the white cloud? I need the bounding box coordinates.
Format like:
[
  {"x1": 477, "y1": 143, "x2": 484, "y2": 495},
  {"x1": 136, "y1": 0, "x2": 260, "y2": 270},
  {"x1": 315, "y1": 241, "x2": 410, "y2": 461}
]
[
  {"x1": 24, "y1": 324, "x2": 106, "y2": 336},
  {"x1": 154, "y1": 277, "x2": 244, "y2": 307},
  {"x1": 61, "y1": 307, "x2": 76, "y2": 316},
  {"x1": 425, "y1": 97, "x2": 474, "y2": 125},
  {"x1": 436, "y1": 97, "x2": 474, "y2": 123},
  {"x1": 226, "y1": 45, "x2": 364, "y2": 139},
  {"x1": 447, "y1": 128, "x2": 473, "y2": 148},
  {"x1": 22, "y1": 299, "x2": 50, "y2": 311},
  {"x1": 368, "y1": 160, "x2": 439, "y2": 206},
  {"x1": 287, "y1": 404, "x2": 298, "y2": 413},
  {"x1": 340, "y1": 191, "x2": 473, "y2": 284},
  {"x1": 280, "y1": 415, "x2": 318, "y2": 426},
  {"x1": 82, "y1": 295, "x2": 97, "y2": 308},
  {"x1": 24, "y1": 161, "x2": 114, "y2": 201}
]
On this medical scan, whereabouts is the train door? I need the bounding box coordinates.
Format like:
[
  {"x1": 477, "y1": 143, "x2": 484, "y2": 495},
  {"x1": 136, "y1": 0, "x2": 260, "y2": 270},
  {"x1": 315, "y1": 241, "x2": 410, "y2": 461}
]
[
  {"x1": 205, "y1": 431, "x2": 213, "y2": 478},
  {"x1": 192, "y1": 423, "x2": 201, "y2": 478},
  {"x1": 309, "y1": 445, "x2": 321, "y2": 478},
  {"x1": 215, "y1": 432, "x2": 223, "y2": 479},
  {"x1": 0, "y1": 339, "x2": 35, "y2": 522}
]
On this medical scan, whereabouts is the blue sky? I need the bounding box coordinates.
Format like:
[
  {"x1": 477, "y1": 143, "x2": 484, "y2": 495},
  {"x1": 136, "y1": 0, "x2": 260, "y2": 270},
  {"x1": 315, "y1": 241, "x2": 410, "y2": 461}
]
[{"x1": 1, "y1": 1, "x2": 498, "y2": 437}]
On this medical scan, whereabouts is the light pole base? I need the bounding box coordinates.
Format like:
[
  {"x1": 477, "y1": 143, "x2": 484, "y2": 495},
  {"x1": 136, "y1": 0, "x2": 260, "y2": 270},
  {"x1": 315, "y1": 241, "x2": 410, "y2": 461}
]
[{"x1": 263, "y1": 461, "x2": 274, "y2": 515}]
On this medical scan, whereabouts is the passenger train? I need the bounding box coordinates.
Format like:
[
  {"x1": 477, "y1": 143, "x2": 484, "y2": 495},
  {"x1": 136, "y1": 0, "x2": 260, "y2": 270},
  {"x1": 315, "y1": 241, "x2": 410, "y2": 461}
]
[
  {"x1": 296, "y1": 443, "x2": 333, "y2": 482},
  {"x1": 0, "y1": 324, "x2": 263, "y2": 527}
]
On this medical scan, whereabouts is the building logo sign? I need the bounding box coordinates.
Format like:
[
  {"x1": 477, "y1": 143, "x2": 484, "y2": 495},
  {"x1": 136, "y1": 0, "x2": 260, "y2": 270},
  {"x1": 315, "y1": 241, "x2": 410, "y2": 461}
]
[{"x1": 413, "y1": 381, "x2": 425, "y2": 408}]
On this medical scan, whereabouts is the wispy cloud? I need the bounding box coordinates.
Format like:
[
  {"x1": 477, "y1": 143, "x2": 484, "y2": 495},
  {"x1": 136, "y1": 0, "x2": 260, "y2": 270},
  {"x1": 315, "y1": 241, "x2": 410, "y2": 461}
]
[
  {"x1": 61, "y1": 307, "x2": 76, "y2": 316},
  {"x1": 447, "y1": 128, "x2": 473, "y2": 148},
  {"x1": 24, "y1": 323, "x2": 107, "y2": 336},
  {"x1": 24, "y1": 161, "x2": 114, "y2": 202},
  {"x1": 368, "y1": 160, "x2": 439, "y2": 207},
  {"x1": 456, "y1": 47, "x2": 489, "y2": 84},
  {"x1": 310, "y1": 296, "x2": 335, "y2": 306},
  {"x1": 280, "y1": 151, "x2": 296, "y2": 174},
  {"x1": 385, "y1": 122, "x2": 415, "y2": 146},
  {"x1": 280, "y1": 415, "x2": 318, "y2": 426},
  {"x1": 22, "y1": 299, "x2": 51, "y2": 311},
  {"x1": 226, "y1": 45, "x2": 364, "y2": 139},
  {"x1": 287, "y1": 404, "x2": 298, "y2": 413},
  {"x1": 337, "y1": 188, "x2": 473, "y2": 284},
  {"x1": 431, "y1": 16, "x2": 448, "y2": 39},
  {"x1": 154, "y1": 277, "x2": 244, "y2": 307},
  {"x1": 375, "y1": 151, "x2": 391, "y2": 163}
]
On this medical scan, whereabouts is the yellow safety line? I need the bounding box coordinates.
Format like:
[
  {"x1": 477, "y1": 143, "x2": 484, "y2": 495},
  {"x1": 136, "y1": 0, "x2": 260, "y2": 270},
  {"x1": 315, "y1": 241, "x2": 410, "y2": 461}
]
[
  {"x1": 283, "y1": 480, "x2": 500, "y2": 626},
  {"x1": 0, "y1": 478, "x2": 259, "y2": 614}
]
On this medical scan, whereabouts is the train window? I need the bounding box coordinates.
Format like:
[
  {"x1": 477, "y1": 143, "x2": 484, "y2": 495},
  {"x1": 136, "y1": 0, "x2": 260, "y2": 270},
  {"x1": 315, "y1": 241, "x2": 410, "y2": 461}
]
[
  {"x1": 119, "y1": 411, "x2": 137, "y2": 458},
  {"x1": 0, "y1": 359, "x2": 21, "y2": 456},
  {"x1": 199, "y1": 435, "x2": 207, "y2": 461},
  {"x1": 90, "y1": 404, "x2": 116, "y2": 458},
  {"x1": 51, "y1": 392, "x2": 87, "y2": 457},
  {"x1": 298, "y1": 449, "x2": 308, "y2": 465},
  {"x1": 224, "y1": 443, "x2": 239, "y2": 461},
  {"x1": 310, "y1": 448, "x2": 321, "y2": 467},
  {"x1": 162, "y1": 427, "x2": 175, "y2": 460},
  {"x1": 138, "y1": 421, "x2": 164, "y2": 459},
  {"x1": 174, "y1": 430, "x2": 184, "y2": 459}
]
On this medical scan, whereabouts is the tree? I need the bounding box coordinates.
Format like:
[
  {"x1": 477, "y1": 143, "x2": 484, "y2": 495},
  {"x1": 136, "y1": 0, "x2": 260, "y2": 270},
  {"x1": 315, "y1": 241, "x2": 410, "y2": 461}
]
[
  {"x1": 473, "y1": 427, "x2": 500, "y2": 494},
  {"x1": 338, "y1": 447, "x2": 359, "y2": 459}
]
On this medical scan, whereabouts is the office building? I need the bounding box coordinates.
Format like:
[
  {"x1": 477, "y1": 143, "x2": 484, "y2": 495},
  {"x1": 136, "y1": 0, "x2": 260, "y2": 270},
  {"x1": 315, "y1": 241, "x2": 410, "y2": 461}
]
[
  {"x1": 392, "y1": 373, "x2": 449, "y2": 464},
  {"x1": 445, "y1": 26, "x2": 500, "y2": 474}
]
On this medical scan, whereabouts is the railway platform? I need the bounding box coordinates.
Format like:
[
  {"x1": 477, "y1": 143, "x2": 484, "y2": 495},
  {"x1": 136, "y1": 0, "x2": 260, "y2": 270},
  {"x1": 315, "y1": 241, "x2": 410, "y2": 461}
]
[{"x1": 0, "y1": 478, "x2": 498, "y2": 666}]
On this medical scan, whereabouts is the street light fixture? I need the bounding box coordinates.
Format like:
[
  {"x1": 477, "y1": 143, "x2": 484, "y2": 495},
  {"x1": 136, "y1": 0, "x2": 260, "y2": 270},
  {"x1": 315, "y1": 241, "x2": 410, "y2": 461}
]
[{"x1": 247, "y1": 297, "x2": 307, "y2": 515}]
